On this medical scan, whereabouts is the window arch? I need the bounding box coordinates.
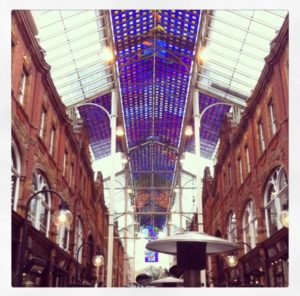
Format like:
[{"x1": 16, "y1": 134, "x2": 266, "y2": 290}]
[
  {"x1": 74, "y1": 217, "x2": 84, "y2": 263},
  {"x1": 242, "y1": 200, "x2": 258, "y2": 252},
  {"x1": 264, "y1": 166, "x2": 288, "y2": 237},
  {"x1": 11, "y1": 141, "x2": 21, "y2": 211},
  {"x1": 227, "y1": 211, "x2": 237, "y2": 243},
  {"x1": 28, "y1": 169, "x2": 51, "y2": 237}
]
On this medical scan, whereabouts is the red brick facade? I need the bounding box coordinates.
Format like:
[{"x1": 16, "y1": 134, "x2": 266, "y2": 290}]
[
  {"x1": 190, "y1": 15, "x2": 288, "y2": 287},
  {"x1": 11, "y1": 11, "x2": 125, "y2": 287}
]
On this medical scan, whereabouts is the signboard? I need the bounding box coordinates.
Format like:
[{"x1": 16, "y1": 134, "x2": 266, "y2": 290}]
[{"x1": 145, "y1": 250, "x2": 159, "y2": 262}]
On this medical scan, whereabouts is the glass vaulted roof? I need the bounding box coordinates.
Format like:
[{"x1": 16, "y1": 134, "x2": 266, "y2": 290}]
[
  {"x1": 32, "y1": 10, "x2": 114, "y2": 107},
  {"x1": 197, "y1": 10, "x2": 287, "y2": 105},
  {"x1": 31, "y1": 9, "x2": 288, "y2": 236}
]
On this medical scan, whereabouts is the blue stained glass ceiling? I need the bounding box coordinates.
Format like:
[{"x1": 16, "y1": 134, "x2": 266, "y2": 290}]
[{"x1": 111, "y1": 10, "x2": 201, "y2": 228}]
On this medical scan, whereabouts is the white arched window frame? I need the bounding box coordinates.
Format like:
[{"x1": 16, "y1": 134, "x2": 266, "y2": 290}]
[
  {"x1": 11, "y1": 141, "x2": 21, "y2": 211},
  {"x1": 28, "y1": 170, "x2": 51, "y2": 237},
  {"x1": 57, "y1": 226, "x2": 70, "y2": 252},
  {"x1": 242, "y1": 200, "x2": 258, "y2": 252},
  {"x1": 227, "y1": 211, "x2": 237, "y2": 243},
  {"x1": 74, "y1": 217, "x2": 84, "y2": 263},
  {"x1": 264, "y1": 166, "x2": 288, "y2": 237}
]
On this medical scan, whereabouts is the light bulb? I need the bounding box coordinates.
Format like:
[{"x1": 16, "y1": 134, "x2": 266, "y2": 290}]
[
  {"x1": 226, "y1": 255, "x2": 238, "y2": 267},
  {"x1": 280, "y1": 210, "x2": 289, "y2": 228},
  {"x1": 116, "y1": 126, "x2": 125, "y2": 136},
  {"x1": 52, "y1": 203, "x2": 73, "y2": 227},
  {"x1": 93, "y1": 255, "x2": 104, "y2": 267},
  {"x1": 184, "y1": 125, "x2": 193, "y2": 136},
  {"x1": 58, "y1": 214, "x2": 67, "y2": 223}
]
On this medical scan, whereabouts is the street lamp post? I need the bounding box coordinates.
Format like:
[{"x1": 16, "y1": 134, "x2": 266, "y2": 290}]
[
  {"x1": 146, "y1": 232, "x2": 237, "y2": 287},
  {"x1": 76, "y1": 89, "x2": 122, "y2": 287},
  {"x1": 225, "y1": 241, "x2": 265, "y2": 287},
  {"x1": 225, "y1": 241, "x2": 252, "y2": 268},
  {"x1": 15, "y1": 189, "x2": 73, "y2": 287},
  {"x1": 93, "y1": 253, "x2": 105, "y2": 287},
  {"x1": 75, "y1": 242, "x2": 104, "y2": 286},
  {"x1": 193, "y1": 89, "x2": 233, "y2": 285}
]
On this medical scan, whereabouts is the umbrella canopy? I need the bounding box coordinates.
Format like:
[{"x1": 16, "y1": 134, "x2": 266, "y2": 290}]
[{"x1": 146, "y1": 231, "x2": 237, "y2": 255}]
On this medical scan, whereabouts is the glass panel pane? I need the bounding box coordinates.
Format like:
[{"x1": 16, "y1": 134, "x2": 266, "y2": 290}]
[{"x1": 268, "y1": 204, "x2": 278, "y2": 235}]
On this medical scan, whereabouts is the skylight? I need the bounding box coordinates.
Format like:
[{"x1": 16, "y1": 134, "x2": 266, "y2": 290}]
[
  {"x1": 197, "y1": 10, "x2": 288, "y2": 103},
  {"x1": 32, "y1": 10, "x2": 114, "y2": 107}
]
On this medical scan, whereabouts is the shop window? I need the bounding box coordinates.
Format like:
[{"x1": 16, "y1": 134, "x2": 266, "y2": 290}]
[
  {"x1": 242, "y1": 200, "x2": 258, "y2": 251},
  {"x1": 74, "y1": 217, "x2": 84, "y2": 263},
  {"x1": 227, "y1": 211, "x2": 237, "y2": 243},
  {"x1": 11, "y1": 141, "x2": 21, "y2": 211},
  {"x1": 264, "y1": 166, "x2": 288, "y2": 237},
  {"x1": 268, "y1": 259, "x2": 289, "y2": 287},
  {"x1": 28, "y1": 170, "x2": 51, "y2": 237}
]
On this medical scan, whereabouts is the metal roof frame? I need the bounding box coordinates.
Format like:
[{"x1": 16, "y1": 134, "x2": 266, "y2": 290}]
[{"x1": 31, "y1": 9, "x2": 288, "y2": 233}]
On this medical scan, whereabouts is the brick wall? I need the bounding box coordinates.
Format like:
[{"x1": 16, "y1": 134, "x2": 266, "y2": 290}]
[
  {"x1": 11, "y1": 10, "x2": 125, "y2": 286},
  {"x1": 201, "y1": 16, "x2": 288, "y2": 242}
]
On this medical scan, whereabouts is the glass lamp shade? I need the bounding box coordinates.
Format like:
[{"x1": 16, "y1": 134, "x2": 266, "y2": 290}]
[
  {"x1": 93, "y1": 255, "x2": 104, "y2": 267},
  {"x1": 116, "y1": 126, "x2": 125, "y2": 136},
  {"x1": 52, "y1": 206, "x2": 73, "y2": 227},
  {"x1": 226, "y1": 255, "x2": 238, "y2": 267},
  {"x1": 184, "y1": 125, "x2": 193, "y2": 136},
  {"x1": 279, "y1": 210, "x2": 289, "y2": 228}
]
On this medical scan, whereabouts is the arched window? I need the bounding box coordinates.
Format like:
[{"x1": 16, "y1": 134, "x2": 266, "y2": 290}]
[
  {"x1": 242, "y1": 200, "x2": 258, "y2": 252},
  {"x1": 57, "y1": 226, "x2": 70, "y2": 252},
  {"x1": 11, "y1": 141, "x2": 21, "y2": 210},
  {"x1": 264, "y1": 166, "x2": 288, "y2": 237},
  {"x1": 74, "y1": 217, "x2": 84, "y2": 263},
  {"x1": 28, "y1": 170, "x2": 51, "y2": 237},
  {"x1": 227, "y1": 211, "x2": 237, "y2": 243}
]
